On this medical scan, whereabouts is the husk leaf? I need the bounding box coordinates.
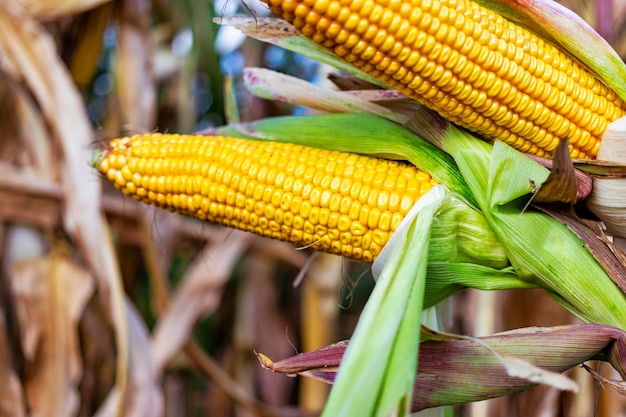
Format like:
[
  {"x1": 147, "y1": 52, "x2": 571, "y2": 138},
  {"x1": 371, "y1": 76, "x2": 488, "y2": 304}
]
[
  {"x1": 316, "y1": 188, "x2": 443, "y2": 417},
  {"x1": 260, "y1": 324, "x2": 626, "y2": 411},
  {"x1": 440, "y1": 126, "x2": 626, "y2": 328}
]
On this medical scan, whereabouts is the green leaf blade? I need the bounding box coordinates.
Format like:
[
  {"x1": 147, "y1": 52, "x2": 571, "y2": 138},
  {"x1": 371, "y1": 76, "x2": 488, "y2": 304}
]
[{"x1": 320, "y1": 189, "x2": 444, "y2": 417}]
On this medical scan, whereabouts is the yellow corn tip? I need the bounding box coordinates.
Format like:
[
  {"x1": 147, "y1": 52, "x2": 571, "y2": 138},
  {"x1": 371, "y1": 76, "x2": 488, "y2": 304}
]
[
  {"x1": 99, "y1": 133, "x2": 438, "y2": 262},
  {"x1": 265, "y1": 0, "x2": 626, "y2": 159}
]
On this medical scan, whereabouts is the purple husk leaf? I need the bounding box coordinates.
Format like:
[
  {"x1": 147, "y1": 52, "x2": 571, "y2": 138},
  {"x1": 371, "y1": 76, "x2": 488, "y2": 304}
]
[{"x1": 259, "y1": 324, "x2": 626, "y2": 411}]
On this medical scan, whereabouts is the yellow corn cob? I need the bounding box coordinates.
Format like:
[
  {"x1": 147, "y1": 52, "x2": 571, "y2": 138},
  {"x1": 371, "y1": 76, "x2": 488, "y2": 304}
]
[
  {"x1": 98, "y1": 133, "x2": 438, "y2": 262},
  {"x1": 264, "y1": 0, "x2": 626, "y2": 159}
]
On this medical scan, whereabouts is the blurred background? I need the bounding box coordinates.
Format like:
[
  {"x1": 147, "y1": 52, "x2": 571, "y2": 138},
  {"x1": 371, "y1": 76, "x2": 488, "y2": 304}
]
[{"x1": 1, "y1": 0, "x2": 626, "y2": 416}]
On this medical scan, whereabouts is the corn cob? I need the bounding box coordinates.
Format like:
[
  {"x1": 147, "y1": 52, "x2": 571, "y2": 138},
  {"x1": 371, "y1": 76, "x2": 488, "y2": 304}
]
[
  {"x1": 97, "y1": 133, "x2": 438, "y2": 262},
  {"x1": 264, "y1": 0, "x2": 626, "y2": 159}
]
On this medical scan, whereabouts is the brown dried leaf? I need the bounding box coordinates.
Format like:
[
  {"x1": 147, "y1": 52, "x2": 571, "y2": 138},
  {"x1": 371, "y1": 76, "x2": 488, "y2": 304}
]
[
  {"x1": 0, "y1": 0, "x2": 103, "y2": 284},
  {"x1": 527, "y1": 154, "x2": 592, "y2": 201},
  {"x1": 573, "y1": 160, "x2": 626, "y2": 177},
  {"x1": 583, "y1": 364, "x2": 626, "y2": 395},
  {"x1": 94, "y1": 300, "x2": 163, "y2": 417},
  {"x1": 0, "y1": 78, "x2": 53, "y2": 177},
  {"x1": 531, "y1": 138, "x2": 579, "y2": 204},
  {"x1": 0, "y1": 4, "x2": 130, "y2": 413},
  {"x1": 0, "y1": 316, "x2": 26, "y2": 417},
  {"x1": 114, "y1": 0, "x2": 155, "y2": 130},
  {"x1": 14, "y1": 0, "x2": 112, "y2": 22},
  {"x1": 0, "y1": 173, "x2": 62, "y2": 229},
  {"x1": 12, "y1": 254, "x2": 94, "y2": 417},
  {"x1": 150, "y1": 230, "x2": 250, "y2": 370}
]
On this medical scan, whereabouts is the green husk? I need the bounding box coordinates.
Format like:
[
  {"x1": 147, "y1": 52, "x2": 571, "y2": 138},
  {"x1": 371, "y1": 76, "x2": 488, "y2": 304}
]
[
  {"x1": 415, "y1": 193, "x2": 526, "y2": 308},
  {"x1": 213, "y1": 113, "x2": 529, "y2": 309},
  {"x1": 427, "y1": 194, "x2": 507, "y2": 267},
  {"x1": 423, "y1": 263, "x2": 532, "y2": 308},
  {"x1": 441, "y1": 126, "x2": 626, "y2": 328},
  {"x1": 319, "y1": 188, "x2": 443, "y2": 417}
]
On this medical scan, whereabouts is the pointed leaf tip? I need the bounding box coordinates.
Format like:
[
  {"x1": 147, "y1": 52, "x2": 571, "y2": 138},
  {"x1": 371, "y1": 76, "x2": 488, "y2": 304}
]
[
  {"x1": 255, "y1": 351, "x2": 275, "y2": 371},
  {"x1": 532, "y1": 138, "x2": 579, "y2": 204}
]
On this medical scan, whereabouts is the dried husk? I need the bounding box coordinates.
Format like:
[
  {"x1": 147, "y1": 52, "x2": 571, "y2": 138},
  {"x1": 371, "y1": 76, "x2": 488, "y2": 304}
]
[{"x1": 586, "y1": 116, "x2": 626, "y2": 239}]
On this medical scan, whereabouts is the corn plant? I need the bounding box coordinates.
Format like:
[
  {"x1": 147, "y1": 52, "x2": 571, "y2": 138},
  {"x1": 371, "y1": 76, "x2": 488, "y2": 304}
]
[{"x1": 93, "y1": 0, "x2": 626, "y2": 416}]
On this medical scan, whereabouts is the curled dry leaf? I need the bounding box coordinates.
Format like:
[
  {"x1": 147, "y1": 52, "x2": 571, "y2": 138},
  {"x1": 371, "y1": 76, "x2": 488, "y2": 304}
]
[
  {"x1": 11, "y1": 254, "x2": 94, "y2": 417},
  {"x1": 0, "y1": 78, "x2": 53, "y2": 178},
  {"x1": 583, "y1": 364, "x2": 626, "y2": 396},
  {"x1": 527, "y1": 138, "x2": 586, "y2": 203}
]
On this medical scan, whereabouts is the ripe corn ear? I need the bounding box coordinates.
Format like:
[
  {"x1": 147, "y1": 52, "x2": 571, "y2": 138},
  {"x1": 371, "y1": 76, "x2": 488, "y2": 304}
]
[
  {"x1": 98, "y1": 133, "x2": 439, "y2": 262},
  {"x1": 264, "y1": 0, "x2": 626, "y2": 159}
]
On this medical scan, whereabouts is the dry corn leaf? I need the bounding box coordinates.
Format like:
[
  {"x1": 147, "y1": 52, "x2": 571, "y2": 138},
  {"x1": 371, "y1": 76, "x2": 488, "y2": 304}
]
[
  {"x1": 150, "y1": 230, "x2": 250, "y2": 370},
  {"x1": 583, "y1": 364, "x2": 626, "y2": 396},
  {"x1": 0, "y1": 4, "x2": 130, "y2": 414},
  {"x1": 527, "y1": 154, "x2": 592, "y2": 201},
  {"x1": 0, "y1": 173, "x2": 62, "y2": 229},
  {"x1": 11, "y1": 82, "x2": 54, "y2": 177},
  {"x1": 0, "y1": 314, "x2": 26, "y2": 417},
  {"x1": 298, "y1": 253, "x2": 341, "y2": 411},
  {"x1": 0, "y1": 78, "x2": 53, "y2": 177},
  {"x1": 11, "y1": 254, "x2": 94, "y2": 417},
  {"x1": 530, "y1": 138, "x2": 580, "y2": 204},
  {"x1": 114, "y1": 0, "x2": 155, "y2": 130},
  {"x1": 239, "y1": 255, "x2": 298, "y2": 407},
  {"x1": 14, "y1": 0, "x2": 111, "y2": 22},
  {"x1": 94, "y1": 300, "x2": 163, "y2": 417},
  {"x1": 0, "y1": 0, "x2": 101, "y2": 283}
]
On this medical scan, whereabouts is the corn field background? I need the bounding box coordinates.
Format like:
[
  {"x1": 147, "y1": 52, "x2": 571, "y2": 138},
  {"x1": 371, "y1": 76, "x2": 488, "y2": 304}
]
[{"x1": 1, "y1": 0, "x2": 626, "y2": 416}]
